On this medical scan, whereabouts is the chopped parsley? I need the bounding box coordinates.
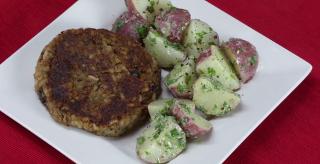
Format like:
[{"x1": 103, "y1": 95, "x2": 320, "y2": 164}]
[
  {"x1": 177, "y1": 83, "x2": 187, "y2": 93},
  {"x1": 207, "y1": 67, "x2": 216, "y2": 77},
  {"x1": 198, "y1": 70, "x2": 205, "y2": 75},
  {"x1": 163, "y1": 39, "x2": 183, "y2": 50},
  {"x1": 147, "y1": 0, "x2": 155, "y2": 13},
  {"x1": 213, "y1": 81, "x2": 223, "y2": 90},
  {"x1": 170, "y1": 128, "x2": 180, "y2": 138},
  {"x1": 180, "y1": 103, "x2": 192, "y2": 114},
  {"x1": 201, "y1": 83, "x2": 212, "y2": 92},
  {"x1": 137, "y1": 25, "x2": 149, "y2": 39},
  {"x1": 149, "y1": 37, "x2": 157, "y2": 46},
  {"x1": 166, "y1": 99, "x2": 174, "y2": 108},
  {"x1": 150, "y1": 24, "x2": 157, "y2": 30},
  {"x1": 163, "y1": 39, "x2": 169, "y2": 48},
  {"x1": 185, "y1": 74, "x2": 193, "y2": 86},
  {"x1": 197, "y1": 106, "x2": 207, "y2": 113},
  {"x1": 137, "y1": 136, "x2": 145, "y2": 145},
  {"x1": 196, "y1": 31, "x2": 208, "y2": 44},
  {"x1": 208, "y1": 41, "x2": 216, "y2": 46},
  {"x1": 114, "y1": 20, "x2": 124, "y2": 31},
  {"x1": 177, "y1": 138, "x2": 186, "y2": 148},
  {"x1": 179, "y1": 117, "x2": 189, "y2": 125},
  {"x1": 222, "y1": 101, "x2": 232, "y2": 111},
  {"x1": 249, "y1": 55, "x2": 257, "y2": 66},
  {"x1": 171, "y1": 43, "x2": 184, "y2": 51},
  {"x1": 164, "y1": 141, "x2": 173, "y2": 150},
  {"x1": 159, "y1": 106, "x2": 169, "y2": 115},
  {"x1": 165, "y1": 77, "x2": 178, "y2": 86},
  {"x1": 153, "y1": 122, "x2": 165, "y2": 139},
  {"x1": 201, "y1": 83, "x2": 208, "y2": 90}
]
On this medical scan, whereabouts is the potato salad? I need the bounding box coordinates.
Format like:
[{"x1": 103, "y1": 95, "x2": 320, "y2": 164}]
[{"x1": 113, "y1": 0, "x2": 259, "y2": 163}]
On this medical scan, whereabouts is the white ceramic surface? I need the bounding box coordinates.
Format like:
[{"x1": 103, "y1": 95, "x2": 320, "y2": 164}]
[{"x1": 0, "y1": 0, "x2": 312, "y2": 163}]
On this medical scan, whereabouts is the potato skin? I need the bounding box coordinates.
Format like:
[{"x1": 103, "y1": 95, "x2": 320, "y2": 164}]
[
  {"x1": 154, "y1": 8, "x2": 191, "y2": 43},
  {"x1": 196, "y1": 48, "x2": 211, "y2": 64},
  {"x1": 168, "y1": 87, "x2": 193, "y2": 99},
  {"x1": 222, "y1": 38, "x2": 259, "y2": 83},
  {"x1": 171, "y1": 100, "x2": 212, "y2": 139},
  {"x1": 112, "y1": 11, "x2": 148, "y2": 42}
]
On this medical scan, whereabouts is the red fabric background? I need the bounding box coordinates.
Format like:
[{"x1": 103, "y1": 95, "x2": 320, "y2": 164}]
[{"x1": 0, "y1": 0, "x2": 319, "y2": 163}]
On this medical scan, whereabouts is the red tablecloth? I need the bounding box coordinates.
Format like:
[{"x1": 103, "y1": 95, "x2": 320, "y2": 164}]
[{"x1": 0, "y1": 0, "x2": 319, "y2": 163}]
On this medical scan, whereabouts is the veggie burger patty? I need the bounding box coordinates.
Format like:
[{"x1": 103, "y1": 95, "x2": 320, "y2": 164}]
[{"x1": 34, "y1": 28, "x2": 161, "y2": 137}]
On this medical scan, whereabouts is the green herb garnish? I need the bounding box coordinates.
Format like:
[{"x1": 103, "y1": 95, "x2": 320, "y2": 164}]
[
  {"x1": 147, "y1": 0, "x2": 155, "y2": 13},
  {"x1": 179, "y1": 117, "x2": 189, "y2": 125},
  {"x1": 197, "y1": 106, "x2": 207, "y2": 113},
  {"x1": 179, "y1": 103, "x2": 192, "y2": 114},
  {"x1": 115, "y1": 20, "x2": 124, "y2": 31},
  {"x1": 165, "y1": 77, "x2": 177, "y2": 86},
  {"x1": 207, "y1": 67, "x2": 216, "y2": 77},
  {"x1": 137, "y1": 136, "x2": 145, "y2": 145},
  {"x1": 177, "y1": 83, "x2": 187, "y2": 93},
  {"x1": 208, "y1": 41, "x2": 216, "y2": 45},
  {"x1": 166, "y1": 99, "x2": 174, "y2": 108},
  {"x1": 201, "y1": 83, "x2": 207, "y2": 90},
  {"x1": 170, "y1": 128, "x2": 180, "y2": 138},
  {"x1": 185, "y1": 74, "x2": 193, "y2": 86},
  {"x1": 249, "y1": 55, "x2": 257, "y2": 66},
  {"x1": 171, "y1": 43, "x2": 184, "y2": 51},
  {"x1": 163, "y1": 39, "x2": 183, "y2": 50},
  {"x1": 153, "y1": 122, "x2": 165, "y2": 139},
  {"x1": 137, "y1": 25, "x2": 149, "y2": 39},
  {"x1": 222, "y1": 101, "x2": 232, "y2": 111},
  {"x1": 163, "y1": 39, "x2": 169, "y2": 48},
  {"x1": 196, "y1": 31, "x2": 208, "y2": 44},
  {"x1": 149, "y1": 37, "x2": 157, "y2": 46},
  {"x1": 177, "y1": 138, "x2": 186, "y2": 148}
]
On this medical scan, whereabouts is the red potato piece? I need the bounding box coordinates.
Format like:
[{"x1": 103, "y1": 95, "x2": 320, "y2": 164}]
[
  {"x1": 171, "y1": 100, "x2": 212, "y2": 139},
  {"x1": 154, "y1": 8, "x2": 191, "y2": 43},
  {"x1": 164, "y1": 57, "x2": 196, "y2": 99},
  {"x1": 126, "y1": 0, "x2": 173, "y2": 23},
  {"x1": 112, "y1": 11, "x2": 149, "y2": 42},
  {"x1": 183, "y1": 19, "x2": 220, "y2": 58},
  {"x1": 222, "y1": 38, "x2": 259, "y2": 83}
]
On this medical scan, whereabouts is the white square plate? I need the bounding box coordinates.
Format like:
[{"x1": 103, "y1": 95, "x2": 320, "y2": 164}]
[{"x1": 0, "y1": 0, "x2": 312, "y2": 163}]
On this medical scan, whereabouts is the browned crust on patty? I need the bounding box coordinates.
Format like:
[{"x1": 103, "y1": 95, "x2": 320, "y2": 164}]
[{"x1": 34, "y1": 28, "x2": 161, "y2": 137}]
